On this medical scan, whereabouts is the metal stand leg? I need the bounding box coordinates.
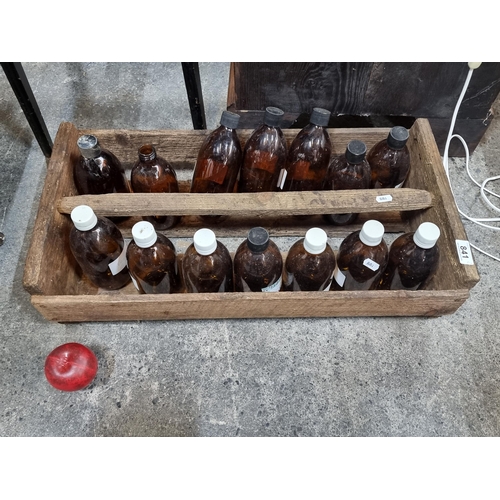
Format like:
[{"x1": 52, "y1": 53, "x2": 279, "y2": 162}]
[
  {"x1": 181, "y1": 62, "x2": 207, "y2": 130},
  {"x1": 1, "y1": 62, "x2": 53, "y2": 158}
]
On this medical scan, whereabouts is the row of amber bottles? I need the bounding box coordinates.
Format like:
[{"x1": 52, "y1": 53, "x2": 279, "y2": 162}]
[
  {"x1": 69, "y1": 205, "x2": 440, "y2": 294},
  {"x1": 73, "y1": 112, "x2": 411, "y2": 228},
  {"x1": 189, "y1": 109, "x2": 411, "y2": 208}
]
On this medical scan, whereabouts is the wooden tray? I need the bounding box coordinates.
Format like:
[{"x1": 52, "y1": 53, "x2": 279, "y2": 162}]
[{"x1": 23, "y1": 119, "x2": 479, "y2": 322}]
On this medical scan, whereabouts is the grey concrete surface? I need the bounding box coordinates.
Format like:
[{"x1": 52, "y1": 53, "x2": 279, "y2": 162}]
[{"x1": 0, "y1": 62, "x2": 499, "y2": 437}]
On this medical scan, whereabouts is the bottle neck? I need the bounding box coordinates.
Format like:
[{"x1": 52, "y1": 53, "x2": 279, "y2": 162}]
[{"x1": 138, "y1": 145, "x2": 157, "y2": 162}]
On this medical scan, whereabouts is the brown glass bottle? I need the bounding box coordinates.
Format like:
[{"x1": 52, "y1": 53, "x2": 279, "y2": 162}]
[
  {"x1": 126, "y1": 221, "x2": 179, "y2": 294},
  {"x1": 377, "y1": 222, "x2": 440, "y2": 290},
  {"x1": 280, "y1": 108, "x2": 332, "y2": 192},
  {"x1": 181, "y1": 228, "x2": 233, "y2": 293},
  {"x1": 190, "y1": 111, "x2": 242, "y2": 223},
  {"x1": 74, "y1": 135, "x2": 130, "y2": 195},
  {"x1": 234, "y1": 227, "x2": 283, "y2": 292},
  {"x1": 333, "y1": 220, "x2": 389, "y2": 291},
  {"x1": 131, "y1": 144, "x2": 180, "y2": 231},
  {"x1": 367, "y1": 126, "x2": 410, "y2": 188},
  {"x1": 283, "y1": 228, "x2": 336, "y2": 291},
  {"x1": 69, "y1": 205, "x2": 131, "y2": 290},
  {"x1": 238, "y1": 107, "x2": 287, "y2": 193},
  {"x1": 324, "y1": 140, "x2": 371, "y2": 225}
]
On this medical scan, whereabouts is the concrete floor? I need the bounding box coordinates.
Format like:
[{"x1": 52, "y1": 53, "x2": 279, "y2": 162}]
[{"x1": 0, "y1": 62, "x2": 499, "y2": 437}]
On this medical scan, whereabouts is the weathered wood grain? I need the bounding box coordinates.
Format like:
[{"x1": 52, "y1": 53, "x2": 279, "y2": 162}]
[
  {"x1": 57, "y1": 189, "x2": 432, "y2": 217},
  {"x1": 31, "y1": 289, "x2": 470, "y2": 322}
]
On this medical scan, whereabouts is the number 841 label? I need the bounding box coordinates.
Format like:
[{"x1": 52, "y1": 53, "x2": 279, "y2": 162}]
[{"x1": 456, "y1": 239, "x2": 474, "y2": 265}]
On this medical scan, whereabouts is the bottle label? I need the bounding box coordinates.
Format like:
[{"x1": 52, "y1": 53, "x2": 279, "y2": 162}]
[
  {"x1": 363, "y1": 258, "x2": 380, "y2": 272},
  {"x1": 376, "y1": 195, "x2": 393, "y2": 203},
  {"x1": 291, "y1": 160, "x2": 312, "y2": 181},
  {"x1": 277, "y1": 168, "x2": 287, "y2": 189},
  {"x1": 108, "y1": 240, "x2": 129, "y2": 276},
  {"x1": 199, "y1": 158, "x2": 228, "y2": 185},
  {"x1": 254, "y1": 152, "x2": 279, "y2": 174},
  {"x1": 323, "y1": 270, "x2": 336, "y2": 291},
  {"x1": 456, "y1": 239, "x2": 474, "y2": 265},
  {"x1": 333, "y1": 263, "x2": 346, "y2": 287},
  {"x1": 262, "y1": 276, "x2": 282, "y2": 292},
  {"x1": 130, "y1": 274, "x2": 140, "y2": 291},
  {"x1": 394, "y1": 181, "x2": 405, "y2": 188}
]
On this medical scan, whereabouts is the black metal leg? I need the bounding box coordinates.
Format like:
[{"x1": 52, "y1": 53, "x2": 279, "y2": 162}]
[
  {"x1": 181, "y1": 62, "x2": 207, "y2": 130},
  {"x1": 1, "y1": 62, "x2": 53, "y2": 157}
]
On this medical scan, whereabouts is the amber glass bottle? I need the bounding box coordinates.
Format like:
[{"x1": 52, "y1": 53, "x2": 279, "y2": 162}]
[
  {"x1": 131, "y1": 144, "x2": 180, "y2": 230},
  {"x1": 190, "y1": 111, "x2": 242, "y2": 195},
  {"x1": 283, "y1": 227, "x2": 336, "y2": 291},
  {"x1": 238, "y1": 107, "x2": 287, "y2": 193},
  {"x1": 234, "y1": 227, "x2": 283, "y2": 292},
  {"x1": 324, "y1": 140, "x2": 371, "y2": 225},
  {"x1": 181, "y1": 228, "x2": 233, "y2": 293},
  {"x1": 367, "y1": 126, "x2": 410, "y2": 188},
  {"x1": 69, "y1": 205, "x2": 131, "y2": 290},
  {"x1": 126, "y1": 221, "x2": 179, "y2": 294},
  {"x1": 280, "y1": 108, "x2": 332, "y2": 191},
  {"x1": 333, "y1": 220, "x2": 389, "y2": 291},
  {"x1": 74, "y1": 135, "x2": 130, "y2": 195},
  {"x1": 377, "y1": 222, "x2": 440, "y2": 290}
]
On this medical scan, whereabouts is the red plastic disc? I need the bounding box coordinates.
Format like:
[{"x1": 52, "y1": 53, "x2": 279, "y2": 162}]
[{"x1": 44, "y1": 343, "x2": 98, "y2": 391}]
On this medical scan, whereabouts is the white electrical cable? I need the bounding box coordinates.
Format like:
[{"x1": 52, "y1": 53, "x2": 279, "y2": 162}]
[{"x1": 442, "y1": 63, "x2": 500, "y2": 262}]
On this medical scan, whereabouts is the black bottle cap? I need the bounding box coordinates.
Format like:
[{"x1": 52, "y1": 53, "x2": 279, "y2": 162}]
[
  {"x1": 220, "y1": 111, "x2": 240, "y2": 129},
  {"x1": 387, "y1": 126, "x2": 409, "y2": 150},
  {"x1": 345, "y1": 140, "x2": 367, "y2": 164},
  {"x1": 247, "y1": 227, "x2": 270, "y2": 252},
  {"x1": 309, "y1": 108, "x2": 331, "y2": 127},
  {"x1": 264, "y1": 107, "x2": 284, "y2": 127}
]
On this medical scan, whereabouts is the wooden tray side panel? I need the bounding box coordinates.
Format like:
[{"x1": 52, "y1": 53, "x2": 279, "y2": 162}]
[
  {"x1": 31, "y1": 289, "x2": 470, "y2": 323},
  {"x1": 23, "y1": 122, "x2": 93, "y2": 296},
  {"x1": 405, "y1": 119, "x2": 480, "y2": 290}
]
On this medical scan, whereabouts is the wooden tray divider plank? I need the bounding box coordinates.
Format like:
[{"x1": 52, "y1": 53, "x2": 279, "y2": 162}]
[{"x1": 57, "y1": 189, "x2": 432, "y2": 218}]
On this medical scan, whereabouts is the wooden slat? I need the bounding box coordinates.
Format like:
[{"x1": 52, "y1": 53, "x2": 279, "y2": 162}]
[
  {"x1": 81, "y1": 127, "x2": 391, "y2": 167},
  {"x1": 31, "y1": 289, "x2": 470, "y2": 322},
  {"x1": 57, "y1": 189, "x2": 432, "y2": 217},
  {"x1": 107, "y1": 212, "x2": 409, "y2": 239}
]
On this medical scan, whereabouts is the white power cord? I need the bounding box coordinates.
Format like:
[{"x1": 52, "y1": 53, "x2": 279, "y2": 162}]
[{"x1": 442, "y1": 62, "x2": 500, "y2": 262}]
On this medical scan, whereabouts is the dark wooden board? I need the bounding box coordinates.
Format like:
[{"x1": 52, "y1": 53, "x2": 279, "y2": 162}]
[{"x1": 228, "y1": 62, "x2": 500, "y2": 156}]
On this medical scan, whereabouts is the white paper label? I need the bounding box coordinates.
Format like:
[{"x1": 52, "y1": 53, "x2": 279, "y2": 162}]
[
  {"x1": 363, "y1": 258, "x2": 380, "y2": 271},
  {"x1": 376, "y1": 195, "x2": 393, "y2": 203},
  {"x1": 130, "y1": 274, "x2": 140, "y2": 291},
  {"x1": 277, "y1": 168, "x2": 287, "y2": 190},
  {"x1": 323, "y1": 270, "x2": 336, "y2": 291},
  {"x1": 333, "y1": 264, "x2": 346, "y2": 287},
  {"x1": 108, "y1": 239, "x2": 130, "y2": 276},
  {"x1": 262, "y1": 276, "x2": 282, "y2": 292},
  {"x1": 456, "y1": 239, "x2": 474, "y2": 265},
  {"x1": 395, "y1": 181, "x2": 404, "y2": 188}
]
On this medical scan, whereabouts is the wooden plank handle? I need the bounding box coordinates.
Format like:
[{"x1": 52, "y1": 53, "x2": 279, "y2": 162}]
[{"x1": 57, "y1": 189, "x2": 433, "y2": 217}]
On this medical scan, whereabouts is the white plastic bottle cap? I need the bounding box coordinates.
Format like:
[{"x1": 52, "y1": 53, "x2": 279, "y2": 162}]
[
  {"x1": 71, "y1": 205, "x2": 98, "y2": 231},
  {"x1": 132, "y1": 221, "x2": 157, "y2": 248},
  {"x1": 359, "y1": 220, "x2": 385, "y2": 246},
  {"x1": 193, "y1": 228, "x2": 217, "y2": 256},
  {"x1": 303, "y1": 227, "x2": 327, "y2": 254},
  {"x1": 413, "y1": 222, "x2": 440, "y2": 249}
]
